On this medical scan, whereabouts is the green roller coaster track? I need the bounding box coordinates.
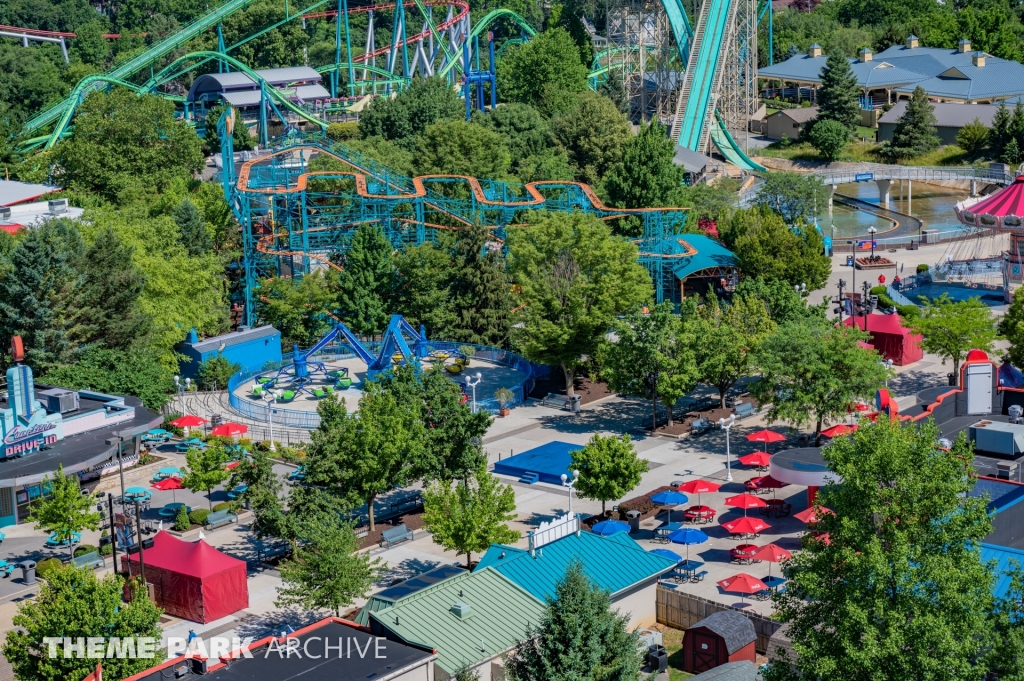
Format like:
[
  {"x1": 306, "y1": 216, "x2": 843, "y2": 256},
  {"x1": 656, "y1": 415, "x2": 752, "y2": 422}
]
[{"x1": 435, "y1": 8, "x2": 537, "y2": 79}]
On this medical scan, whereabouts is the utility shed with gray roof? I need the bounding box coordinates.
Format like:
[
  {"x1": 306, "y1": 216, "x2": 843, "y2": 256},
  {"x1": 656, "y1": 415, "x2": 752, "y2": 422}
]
[
  {"x1": 878, "y1": 100, "x2": 1007, "y2": 144},
  {"x1": 682, "y1": 610, "x2": 757, "y2": 674},
  {"x1": 690, "y1": 661, "x2": 760, "y2": 681}
]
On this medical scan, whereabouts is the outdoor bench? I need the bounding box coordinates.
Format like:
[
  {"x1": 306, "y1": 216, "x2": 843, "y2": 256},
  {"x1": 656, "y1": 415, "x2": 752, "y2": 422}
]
[
  {"x1": 690, "y1": 418, "x2": 714, "y2": 435},
  {"x1": 734, "y1": 402, "x2": 757, "y2": 418},
  {"x1": 692, "y1": 570, "x2": 707, "y2": 582},
  {"x1": 389, "y1": 493, "x2": 424, "y2": 516},
  {"x1": 381, "y1": 523, "x2": 414, "y2": 549},
  {"x1": 256, "y1": 540, "x2": 290, "y2": 563},
  {"x1": 204, "y1": 509, "x2": 238, "y2": 530},
  {"x1": 72, "y1": 551, "x2": 105, "y2": 570}
]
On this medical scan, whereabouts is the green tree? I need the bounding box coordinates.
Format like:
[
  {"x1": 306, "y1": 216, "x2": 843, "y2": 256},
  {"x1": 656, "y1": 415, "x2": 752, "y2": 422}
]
[
  {"x1": 475, "y1": 102, "x2": 559, "y2": 178},
  {"x1": 392, "y1": 242, "x2": 457, "y2": 337},
  {"x1": 27, "y1": 465, "x2": 100, "y2": 561},
  {"x1": 987, "y1": 569, "x2": 1024, "y2": 681},
  {"x1": 182, "y1": 445, "x2": 230, "y2": 511},
  {"x1": 753, "y1": 171, "x2": 832, "y2": 225},
  {"x1": 999, "y1": 292, "x2": 1024, "y2": 370},
  {"x1": 422, "y1": 463, "x2": 519, "y2": 567},
  {"x1": 1002, "y1": 138, "x2": 1023, "y2": 164},
  {"x1": 173, "y1": 199, "x2": 213, "y2": 257},
  {"x1": 496, "y1": 27, "x2": 589, "y2": 115},
  {"x1": 990, "y1": 101, "x2": 1013, "y2": 159},
  {"x1": 598, "y1": 69, "x2": 630, "y2": 114},
  {"x1": 416, "y1": 119, "x2": 511, "y2": 179},
  {"x1": 254, "y1": 270, "x2": 339, "y2": 347},
  {"x1": 752, "y1": 320, "x2": 890, "y2": 440},
  {"x1": 507, "y1": 211, "x2": 652, "y2": 396},
  {"x1": 196, "y1": 353, "x2": 241, "y2": 390},
  {"x1": 599, "y1": 303, "x2": 698, "y2": 429},
  {"x1": 203, "y1": 104, "x2": 254, "y2": 155},
  {"x1": 2, "y1": 565, "x2": 162, "y2": 681},
  {"x1": 879, "y1": 86, "x2": 940, "y2": 162},
  {"x1": 552, "y1": 92, "x2": 631, "y2": 184},
  {"x1": 40, "y1": 346, "x2": 174, "y2": 410},
  {"x1": 79, "y1": 226, "x2": 150, "y2": 351},
  {"x1": 52, "y1": 89, "x2": 203, "y2": 202},
  {"x1": 956, "y1": 117, "x2": 990, "y2": 156},
  {"x1": 687, "y1": 294, "x2": 775, "y2": 408},
  {"x1": 304, "y1": 384, "x2": 425, "y2": 531},
  {"x1": 504, "y1": 560, "x2": 641, "y2": 681},
  {"x1": 733, "y1": 276, "x2": 828, "y2": 325},
  {"x1": 449, "y1": 223, "x2": 511, "y2": 346},
  {"x1": 358, "y1": 76, "x2": 464, "y2": 151},
  {"x1": 228, "y1": 448, "x2": 285, "y2": 539},
  {"x1": 764, "y1": 419, "x2": 994, "y2": 681},
  {"x1": 69, "y1": 21, "x2": 110, "y2": 66},
  {"x1": 335, "y1": 222, "x2": 395, "y2": 336},
  {"x1": 605, "y1": 122, "x2": 684, "y2": 209},
  {"x1": 808, "y1": 118, "x2": 849, "y2": 161},
  {"x1": 276, "y1": 511, "x2": 384, "y2": 616},
  {"x1": 720, "y1": 206, "x2": 831, "y2": 290},
  {"x1": 570, "y1": 433, "x2": 648, "y2": 514},
  {"x1": 905, "y1": 293, "x2": 999, "y2": 381},
  {"x1": 816, "y1": 51, "x2": 860, "y2": 131}
]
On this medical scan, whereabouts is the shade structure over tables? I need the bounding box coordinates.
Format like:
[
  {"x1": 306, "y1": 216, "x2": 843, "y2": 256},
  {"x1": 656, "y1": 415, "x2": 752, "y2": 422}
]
[
  {"x1": 210, "y1": 422, "x2": 248, "y2": 437},
  {"x1": 668, "y1": 527, "x2": 709, "y2": 561},
  {"x1": 717, "y1": 573, "x2": 768, "y2": 604},
  {"x1": 738, "y1": 451, "x2": 771, "y2": 468},
  {"x1": 651, "y1": 490, "x2": 689, "y2": 523},
  {"x1": 677, "y1": 479, "x2": 721, "y2": 506},
  {"x1": 121, "y1": 531, "x2": 248, "y2": 623},
  {"x1": 745, "y1": 429, "x2": 785, "y2": 453},
  {"x1": 649, "y1": 548, "x2": 683, "y2": 564},
  {"x1": 725, "y1": 493, "x2": 767, "y2": 515},
  {"x1": 752, "y1": 543, "x2": 792, "y2": 581},
  {"x1": 591, "y1": 520, "x2": 630, "y2": 536},
  {"x1": 722, "y1": 516, "x2": 770, "y2": 536},
  {"x1": 841, "y1": 315, "x2": 923, "y2": 366},
  {"x1": 170, "y1": 415, "x2": 208, "y2": 428},
  {"x1": 820, "y1": 424, "x2": 857, "y2": 438},
  {"x1": 794, "y1": 506, "x2": 833, "y2": 524}
]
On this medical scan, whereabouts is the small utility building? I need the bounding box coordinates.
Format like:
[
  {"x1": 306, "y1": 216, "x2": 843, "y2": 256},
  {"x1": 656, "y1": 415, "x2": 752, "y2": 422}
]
[
  {"x1": 763, "y1": 107, "x2": 818, "y2": 140},
  {"x1": 176, "y1": 326, "x2": 282, "y2": 380},
  {"x1": 682, "y1": 610, "x2": 756, "y2": 674}
]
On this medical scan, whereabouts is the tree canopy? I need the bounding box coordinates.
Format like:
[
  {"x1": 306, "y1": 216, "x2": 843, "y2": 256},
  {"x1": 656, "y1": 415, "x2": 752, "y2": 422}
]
[
  {"x1": 720, "y1": 206, "x2": 831, "y2": 290},
  {"x1": 570, "y1": 433, "x2": 648, "y2": 514},
  {"x1": 816, "y1": 52, "x2": 859, "y2": 131},
  {"x1": 496, "y1": 27, "x2": 589, "y2": 116},
  {"x1": 904, "y1": 293, "x2": 999, "y2": 380}
]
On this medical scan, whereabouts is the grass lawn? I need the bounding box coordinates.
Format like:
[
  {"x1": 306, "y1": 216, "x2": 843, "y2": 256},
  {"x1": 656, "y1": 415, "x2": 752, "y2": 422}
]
[
  {"x1": 660, "y1": 626, "x2": 694, "y2": 680},
  {"x1": 757, "y1": 140, "x2": 985, "y2": 167}
]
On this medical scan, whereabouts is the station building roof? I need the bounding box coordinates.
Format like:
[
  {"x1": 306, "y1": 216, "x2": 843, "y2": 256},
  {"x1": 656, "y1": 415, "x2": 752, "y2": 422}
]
[{"x1": 187, "y1": 66, "x2": 329, "y2": 106}]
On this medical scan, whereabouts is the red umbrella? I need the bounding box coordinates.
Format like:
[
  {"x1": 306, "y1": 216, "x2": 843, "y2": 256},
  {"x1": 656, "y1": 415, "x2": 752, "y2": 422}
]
[
  {"x1": 725, "y1": 493, "x2": 767, "y2": 515},
  {"x1": 170, "y1": 415, "x2": 208, "y2": 428},
  {"x1": 224, "y1": 461, "x2": 240, "y2": 470},
  {"x1": 738, "y1": 451, "x2": 771, "y2": 468},
  {"x1": 745, "y1": 429, "x2": 785, "y2": 454},
  {"x1": 820, "y1": 424, "x2": 857, "y2": 438},
  {"x1": 745, "y1": 474, "x2": 789, "y2": 498},
  {"x1": 677, "y1": 479, "x2": 722, "y2": 506},
  {"x1": 210, "y1": 422, "x2": 248, "y2": 437},
  {"x1": 806, "y1": 531, "x2": 831, "y2": 546},
  {"x1": 717, "y1": 572, "x2": 768, "y2": 604},
  {"x1": 151, "y1": 477, "x2": 183, "y2": 490},
  {"x1": 794, "y1": 506, "x2": 833, "y2": 524},
  {"x1": 722, "y1": 516, "x2": 770, "y2": 536},
  {"x1": 752, "y1": 543, "x2": 792, "y2": 582}
]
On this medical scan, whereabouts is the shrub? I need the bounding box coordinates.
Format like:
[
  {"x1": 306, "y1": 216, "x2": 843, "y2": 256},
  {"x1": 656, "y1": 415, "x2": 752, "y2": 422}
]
[
  {"x1": 73, "y1": 544, "x2": 97, "y2": 558},
  {"x1": 99, "y1": 543, "x2": 113, "y2": 556},
  {"x1": 917, "y1": 263, "x2": 930, "y2": 273},
  {"x1": 238, "y1": 437, "x2": 253, "y2": 448},
  {"x1": 326, "y1": 121, "x2": 359, "y2": 141},
  {"x1": 174, "y1": 505, "x2": 191, "y2": 531},
  {"x1": 276, "y1": 446, "x2": 306, "y2": 464},
  {"x1": 896, "y1": 304, "x2": 921, "y2": 319},
  {"x1": 212, "y1": 502, "x2": 233, "y2": 512},
  {"x1": 189, "y1": 509, "x2": 210, "y2": 526},
  {"x1": 808, "y1": 119, "x2": 849, "y2": 162},
  {"x1": 37, "y1": 557, "x2": 63, "y2": 580},
  {"x1": 956, "y1": 118, "x2": 989, "y2": 156}
]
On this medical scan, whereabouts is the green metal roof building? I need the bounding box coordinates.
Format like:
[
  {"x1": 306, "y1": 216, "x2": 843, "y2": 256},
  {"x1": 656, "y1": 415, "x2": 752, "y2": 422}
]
[
  {"x1": 354, "y1": 564, "x2": 466, "y2": 626},
  {"x1": 368, "y1": 567, "x2": 546, "y2": 679}
]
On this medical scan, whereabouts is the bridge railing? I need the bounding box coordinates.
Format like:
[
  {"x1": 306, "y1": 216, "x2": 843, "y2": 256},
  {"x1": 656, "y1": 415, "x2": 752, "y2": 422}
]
[{"x1": 814, "y1": 164, "x2": 1012, "y2": 185}]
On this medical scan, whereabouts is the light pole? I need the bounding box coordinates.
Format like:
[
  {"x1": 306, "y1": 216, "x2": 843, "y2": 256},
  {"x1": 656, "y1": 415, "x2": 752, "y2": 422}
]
[
  {"x1": 263, "y1": 390, "x2": 282, "y2": 452},
  {"x1": 560, "y1": 469, "x2": 580, "y2": 515},
  {"x1": 718, "y1": 414, "x2": 736, "y2": 481},
  {"x1": 836, "y1": 278, "x2": 847, "y2": 323},
  {"x1": 867, "y1": 226, "x2": 878, "y2": 261},
  {"x1": 173, "y1": 376, "x2": 192, "y2": 415},
  {"x1": 466, "y1": 372, "x2": 482, "y2": 414},
  {"x1": 861, "y1": 281, "x2": 872, "y2": 333},
  {"x1": 794, "y1": 282, "x2": 806, "y2": 296}
]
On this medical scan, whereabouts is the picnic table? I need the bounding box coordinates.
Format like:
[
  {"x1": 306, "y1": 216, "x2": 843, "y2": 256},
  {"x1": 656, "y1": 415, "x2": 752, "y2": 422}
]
[
  {"x1": 142, "y1": 429, "x2": 171, "y2": 443},
  {"x1": 175, "y1": 438, "x2": 207, "y2": 452},
  {"x1": 0, "y1": 560, "x2": 15, "y2": 577},
  {"x1": 684, "y1": 505, "x2": 716, "y2": 524},
  {"x1": 730, "y1": 543, "x2": 761, "y2": 564},
  {"x1": 655, "y1": 521, "x2": 684, "y2": 542},
  {"x1": 756, "y1": 575, "x2": 787, "y2": 599},
  {"x1": 153, "y1": 467, "x2": 181, "y2": 480},
  {"x1": 677, "y1": 559, "x2": 705, "y2": 581},
  {"x1": 46, "y1": 531, "x2": 81, "y2": 547},
  {"x1": 158, "y1": 503, "x2": 190, "y2": 518},
  {"x1": 762, "y1": 499, "x2": 792, "y2": 518},
  {"x1": 227, "y1": 485, "x2": 248, "y2": 500}
]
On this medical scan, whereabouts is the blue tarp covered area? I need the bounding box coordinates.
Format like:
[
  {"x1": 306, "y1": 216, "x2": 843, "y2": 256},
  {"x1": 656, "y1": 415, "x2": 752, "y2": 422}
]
[{"x1": 492, "y1": 441, "x2": 583, "y2": 485}]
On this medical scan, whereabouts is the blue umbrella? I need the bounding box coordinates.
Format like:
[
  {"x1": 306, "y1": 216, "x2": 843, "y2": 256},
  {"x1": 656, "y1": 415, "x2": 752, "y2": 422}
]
[
  {"x1": 667, "y1": 527, "x2": 709, "y2": 561},
  {"x1": 649, "y1": 548, "x2": 683, "y2": 564},
  {"x1": 591, "y1": 520, "x2": 630, "y2": 536},
  {"x1": 650, "y1": 490, "x2": 689, "y2": 523}
]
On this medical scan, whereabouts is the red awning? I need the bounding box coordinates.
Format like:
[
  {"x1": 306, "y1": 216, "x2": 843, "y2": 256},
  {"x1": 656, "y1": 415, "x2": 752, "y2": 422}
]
[
  {"x1": 965, "y1": 176, "x2": 1024, "y2": 218},
  {"x1": 843, "y1": 315, "x2": 923, "y2": 366}
]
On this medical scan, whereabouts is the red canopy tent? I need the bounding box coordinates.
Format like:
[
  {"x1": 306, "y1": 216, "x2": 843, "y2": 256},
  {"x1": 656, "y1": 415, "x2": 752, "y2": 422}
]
[
  {"x1": 121, "y1": 531, "x2": 248, "y2": 623},
  {"x1": 842, "y1": 315, "x2": 923, "y2": 366}
]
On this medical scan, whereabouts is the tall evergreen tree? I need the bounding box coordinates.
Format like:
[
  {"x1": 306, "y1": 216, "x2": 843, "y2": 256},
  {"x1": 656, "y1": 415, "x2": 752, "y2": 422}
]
[
  {"x1": 449, "y1": 223, "x2": 511, "y2": 347},
  {"x1": 990, "y1": 101, "x2": 1013, "y2": 159},
  {"x1": 880, "y1": 86, "x2": 939, "y2": 161},
  {"x1": 817, "y1": 52, "x2": 860, "y2": 131},
  {"x1": 0, "y1": 219, "x2": 86, "y2": 371},
  {"x1": 605, "y1": 122, "x2": 684, "y2": 210},
  {"x1": 80, "y1": 227, "x2": 149, "y2": 350},
  {"x1": 504, "y1": 561, "x2": 642, "y2": 681},
  {"x1": 173, "y1": 199, "x2": 212, "y2": 257},
  {"x1": 335, "y1": 223, "x2": 395, "y2": 336}
]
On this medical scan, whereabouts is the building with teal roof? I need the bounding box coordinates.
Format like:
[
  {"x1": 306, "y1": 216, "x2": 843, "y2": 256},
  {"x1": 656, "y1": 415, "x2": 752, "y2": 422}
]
[
  {"x1": 475, "y1": 529, "x2": 677, "y2": 628},
  {"x1": 368, "y1": 567, "x2": 546, "y2": 681},
  {"x1": 641, "y1": 233, "x2": 738, "y2": 301}
]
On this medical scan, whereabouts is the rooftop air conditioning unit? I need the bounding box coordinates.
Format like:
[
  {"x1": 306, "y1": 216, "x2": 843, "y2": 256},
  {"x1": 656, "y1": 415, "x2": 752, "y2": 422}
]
[
  {"x1": 0, "y1": 206, "x2": 10, "y2": 223},
  {"x1": 40, "y1": 388, "x2": 79, "y2": 414},
  {"x1": 48, "y1": 198, "x2": 68, "y2": 214}
]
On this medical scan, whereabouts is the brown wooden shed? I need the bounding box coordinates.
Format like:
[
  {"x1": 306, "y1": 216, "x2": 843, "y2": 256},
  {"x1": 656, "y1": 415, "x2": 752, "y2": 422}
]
[{"x1": 682, "y1": 610, "x2": 757, "y2": 673}]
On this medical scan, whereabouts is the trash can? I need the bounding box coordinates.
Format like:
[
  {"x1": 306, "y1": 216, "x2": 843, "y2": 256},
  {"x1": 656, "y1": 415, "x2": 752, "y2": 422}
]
[
  {"x1": 948, "y1": 373, "x2": 956, "y2": 386},
  {"x1": 646, "y1": 645, "x2": 668, "y2": 672},
  {"x1": 625, "y1": 509, "x2": 641, "y2": 533},
  {"x1": 20, "y1": 561, "x2": 36, "y2": 585},
  {"x1": 569, "y1": 394, "x2": 581, "y2": 413},
  {"x1": 846, "y1": 255, "x2": 855, "y2": 267}
]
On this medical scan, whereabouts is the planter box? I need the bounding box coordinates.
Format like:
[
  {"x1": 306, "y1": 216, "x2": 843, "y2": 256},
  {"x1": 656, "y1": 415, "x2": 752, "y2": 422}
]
[{"x1": 855, "y1": 257, "x2": 895, "y2": 270}]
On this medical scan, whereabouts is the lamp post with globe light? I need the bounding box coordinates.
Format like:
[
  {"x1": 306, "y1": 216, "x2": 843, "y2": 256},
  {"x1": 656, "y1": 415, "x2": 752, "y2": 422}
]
[{"x1": 561, "y1": 470, "x2": 580, "y2": 515}]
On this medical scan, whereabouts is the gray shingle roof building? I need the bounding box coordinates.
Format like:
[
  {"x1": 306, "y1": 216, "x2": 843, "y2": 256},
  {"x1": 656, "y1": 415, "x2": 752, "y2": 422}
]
[
  {"x1": 187, "y1": 66, "x2": 331, "y2": 109},
  {"x1": 877, "y1": 100, "x2": 1018, "y2": 144},
  {"x1": 759, "y1": 37, "x2": 1024, "y2": 105},
  {"x1": 690, "y1": 661, "x2": 760, "y2": 681},
  {"x1": 691, "y1": 611, "x2": 757, "y2": 655}
]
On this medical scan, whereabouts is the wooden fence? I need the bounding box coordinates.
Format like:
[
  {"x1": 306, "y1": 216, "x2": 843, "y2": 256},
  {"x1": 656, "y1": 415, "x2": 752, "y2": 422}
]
[{"x1": 656, "y1": 585, "x2": 784, "y2": 655}]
